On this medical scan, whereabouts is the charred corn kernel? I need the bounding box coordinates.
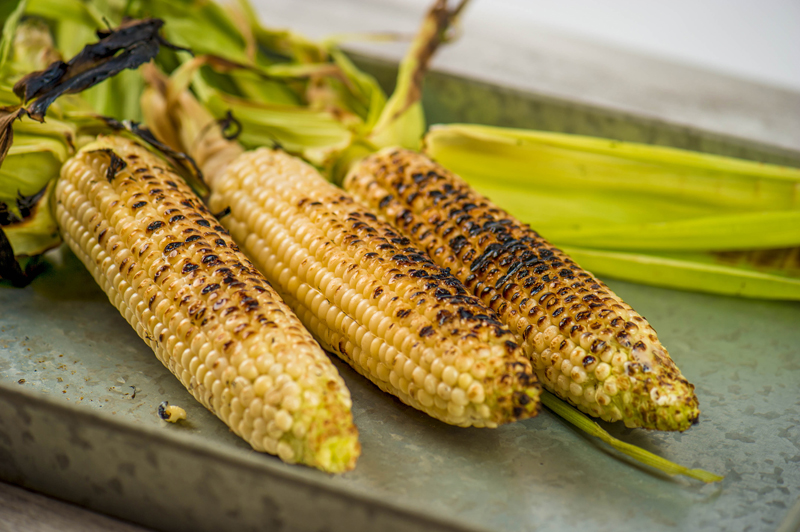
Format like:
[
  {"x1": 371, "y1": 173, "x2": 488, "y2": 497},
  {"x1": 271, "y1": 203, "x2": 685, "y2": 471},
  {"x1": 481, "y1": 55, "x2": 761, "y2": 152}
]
[
  {"x1": 157, "y1": 401, "x2": 186, "y2": 423},
  {"x1": 344, "y1": 148, "x2": 700, "y2": 431},
  {"x1": 206, "y1": 148, "x2": 540, "y2": 427},
  {"x1": 55, "y1": 136, "x2": 359, "y2": 472}
]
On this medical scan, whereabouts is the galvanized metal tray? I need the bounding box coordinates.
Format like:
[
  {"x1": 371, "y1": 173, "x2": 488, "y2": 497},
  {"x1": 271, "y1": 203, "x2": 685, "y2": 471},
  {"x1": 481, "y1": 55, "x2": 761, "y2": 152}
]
[{"x1": 1, "y1": 56, "x2": 799, "y2": 532}]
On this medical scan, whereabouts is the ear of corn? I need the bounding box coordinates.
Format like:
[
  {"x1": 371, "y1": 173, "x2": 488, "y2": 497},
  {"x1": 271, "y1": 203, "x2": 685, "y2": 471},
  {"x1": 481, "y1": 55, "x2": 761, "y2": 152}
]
[
  {"x1": 55, "y1": 135, "x2": 360, "y2": 472},
  {"x1": 344, "y1": 148, "x2": 700, "y2": 432},
  {"x1": 207, "y1": 147, "x2": 541, "y2": 427}
]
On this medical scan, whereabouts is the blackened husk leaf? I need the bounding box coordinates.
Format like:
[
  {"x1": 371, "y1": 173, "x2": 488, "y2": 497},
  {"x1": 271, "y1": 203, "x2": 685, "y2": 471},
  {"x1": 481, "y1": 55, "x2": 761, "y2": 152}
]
[
  {"x1": 0, "y1": 107, "x2": 24, "y2": 168},
  {"x1": 0, "y1": 225, "x2": 41, "y2": 287},
  {"x1": 12, "y1": 18, "x2": 169, "y2": 121},
  {"x1": 0, "y1": 185, "x2": 49, "y2": 224}
]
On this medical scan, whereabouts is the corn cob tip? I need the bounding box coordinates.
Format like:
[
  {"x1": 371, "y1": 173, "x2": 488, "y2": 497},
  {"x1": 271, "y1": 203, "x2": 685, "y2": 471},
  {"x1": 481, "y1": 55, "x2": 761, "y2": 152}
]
[
  {"x1": 344, "y1": 147, "x2": 700, "y2": 432},
  {"x1": 283, "y1": 376, "x2": 361, "y2": 473},
  {"x1": 485, "y1": 356, "x2": 542, "y2": 423},
  {"x1": 619, "y1": 359, "x2": 700, "y2": 432}
]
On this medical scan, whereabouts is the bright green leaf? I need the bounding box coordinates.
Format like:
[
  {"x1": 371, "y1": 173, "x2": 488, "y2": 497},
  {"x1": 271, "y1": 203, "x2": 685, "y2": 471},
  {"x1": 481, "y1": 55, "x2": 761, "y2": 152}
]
[
  {"x1": 561, "y1": 246, "x2": 800, "y2": 300},
  {"x1": 425, "y1": 124, "x2": 800, "y2": 213}
]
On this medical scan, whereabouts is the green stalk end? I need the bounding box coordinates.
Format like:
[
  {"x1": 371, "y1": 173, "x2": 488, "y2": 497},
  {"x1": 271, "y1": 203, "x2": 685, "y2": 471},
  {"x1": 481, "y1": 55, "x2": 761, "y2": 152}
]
[
  {"x1": 367, "y1": 0, "x2": 468, "y2": 152},
  {"x1": 541, "y1": 392, "x2": 723, "y2": 483}
]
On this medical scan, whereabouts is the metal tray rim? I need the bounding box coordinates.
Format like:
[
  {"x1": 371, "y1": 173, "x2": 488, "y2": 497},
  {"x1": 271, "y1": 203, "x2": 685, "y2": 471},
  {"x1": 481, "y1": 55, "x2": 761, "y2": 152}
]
[{"x1": 0, "y1": 380, "x2": 491, "y2": 532}]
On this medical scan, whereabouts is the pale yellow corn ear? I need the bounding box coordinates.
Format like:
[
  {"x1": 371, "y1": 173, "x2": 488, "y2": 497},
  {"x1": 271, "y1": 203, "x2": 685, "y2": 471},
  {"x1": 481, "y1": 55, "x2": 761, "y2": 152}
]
[
  {"x1": 55, "y1": 135, "x2": 359, "y2": 472},
  {"x1": 207, "y1": 147, "x2": 541, "y2": 428},
  {"x1": 344, "y1": 148, "x2": 700, "y2": 432}
]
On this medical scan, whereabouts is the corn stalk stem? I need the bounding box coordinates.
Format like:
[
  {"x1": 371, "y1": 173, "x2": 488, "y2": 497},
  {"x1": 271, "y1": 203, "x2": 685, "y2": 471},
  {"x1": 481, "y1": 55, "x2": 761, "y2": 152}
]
[{"x1": 541, "y1": 392, "x2": 723, "y2": 483}]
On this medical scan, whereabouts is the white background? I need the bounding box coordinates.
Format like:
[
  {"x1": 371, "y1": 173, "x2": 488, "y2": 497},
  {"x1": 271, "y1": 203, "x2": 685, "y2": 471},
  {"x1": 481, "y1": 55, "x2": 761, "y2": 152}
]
[{"x1": 481, "y1": 0, "x2": 800, "y2": 91}]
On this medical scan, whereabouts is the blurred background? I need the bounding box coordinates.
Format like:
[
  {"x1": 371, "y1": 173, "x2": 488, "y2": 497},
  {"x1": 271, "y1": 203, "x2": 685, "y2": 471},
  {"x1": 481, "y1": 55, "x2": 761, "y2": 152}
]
[
  {"x1": 459, "y1": 0, "x2": 800, "y2": 91},
  {"x1": 254, "y1": 0, "x2": 800, "y2": 151}
]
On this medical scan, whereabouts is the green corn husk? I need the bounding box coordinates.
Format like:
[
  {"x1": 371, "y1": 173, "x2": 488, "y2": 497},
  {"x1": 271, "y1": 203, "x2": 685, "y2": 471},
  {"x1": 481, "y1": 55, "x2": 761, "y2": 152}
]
[
  {"x1": 24, "y1": 0, "x2": 110, "y2": 56},
  {"x1": 562, "y1": 246, "x2": 800, "y2": 301},
  {"x1": 0, "y1": 0, "x2": 26, "y2": 68},
  {"x1": 0, "y1": 1, "x2": 73, "y2": 263},
  {"x1": 136, "y1": 0, "x2": 379, "y2": 106},
  {"x1": 130, "y1": 0, "x2": 408, "y2": 172},
  {"x1": 462, "y1": 179, "x2": 800, "y2": 250},
  {"x1": 423, "y1": 123, "x2": 800, "y2": 229},
  {"x1": 423, "y1": 123, "x2": 800, "y2": 299},
  {"x1": 192, "y1": 67, "x2": 353, "y2": 167},
  {"x1": 1, "y1": 180, "x2": 59, "y2": 257},
  {"x1": 0, "y1": 0, "x2": 157, "y2": 274}
]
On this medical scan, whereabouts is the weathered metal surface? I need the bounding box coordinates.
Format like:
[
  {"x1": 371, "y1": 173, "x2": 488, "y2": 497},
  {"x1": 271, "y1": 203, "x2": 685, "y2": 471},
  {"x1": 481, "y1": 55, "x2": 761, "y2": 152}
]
[
  {"x1": 1, "y1": 241, "x2": 798, "y2": 532},
  {"x1": 0, "y1": 480, "x2": 151, "y2": 532}
]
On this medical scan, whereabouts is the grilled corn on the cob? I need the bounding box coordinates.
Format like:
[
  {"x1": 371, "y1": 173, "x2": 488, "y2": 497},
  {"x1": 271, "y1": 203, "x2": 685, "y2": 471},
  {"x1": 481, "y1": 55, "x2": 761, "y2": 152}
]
[
  {"x1": 55, "y1": 135, "x2": 359, "y2": 471},
  {"x1": 344, "y1": 148, "x2": 700, "y2": 431},
  {"x1": 208, "y1": 147, "x2": 540, "y2": 427}
]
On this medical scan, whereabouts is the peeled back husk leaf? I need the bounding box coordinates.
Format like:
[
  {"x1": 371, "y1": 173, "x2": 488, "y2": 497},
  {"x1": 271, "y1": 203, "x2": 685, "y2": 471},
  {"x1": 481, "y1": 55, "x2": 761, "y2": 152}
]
[
  {"x1": 561, "y1": 246, "x2": 800, "y2": 300},
  {"x1": 81, "y1": 67, "x2": 145, "y2": 122},
  {"x1": 424, "y1": 124, "x2": 800, "y2": 210},
  {"x1": 424, "y1": 124, "x2": 800, "y2": 249},
  {"x1": 2, "y1": 179, "x2": 59, "y2": 256},
  {"x1": 461, "y1": 180, "x2": 800, "y2": 250},
  {"x1": 137, "y1": 0, "x2": 251, "y2": 63},
  {"x1": 544, "y1": 210, "x2": 800, "y2": 251},
  {"x1": 24, "y1": 0, "x2": 114, "y2": 57},
  {"x1": 0, "y1": 0, "x2": 26, "y2": 76},
  {"x1": 0, "y1": 123, "x2": 73, "y2": 260},
  {"x1": 136, "y1": 0, "x2": 378, "y2": 121},
  {"x1": 367, "y1": 0, "x2": 464, "y2": 151},
  {"x1": 0, "y1": 133, "x2": 68, "y2": 199},
  {"x1": 201, "y1": 84, "x2": 353, "y2": 168}
]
